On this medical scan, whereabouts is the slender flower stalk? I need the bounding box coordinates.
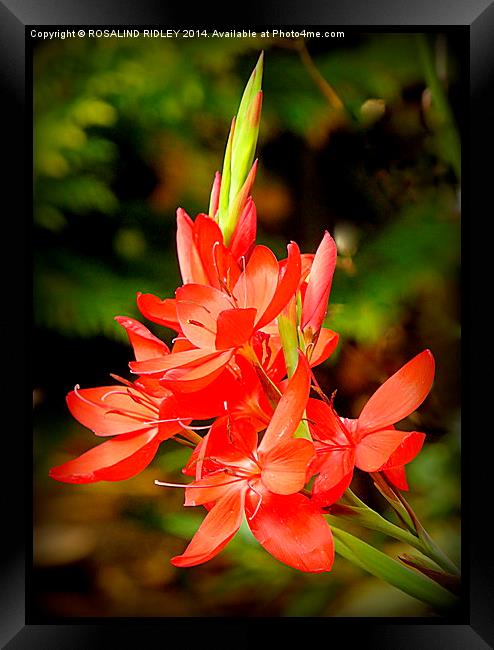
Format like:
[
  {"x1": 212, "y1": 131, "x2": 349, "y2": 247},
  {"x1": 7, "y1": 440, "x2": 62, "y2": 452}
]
[
  {"x1": 326, "y1": 487, "x2": 460, "y2": 589},
  {"x1": 371, "y1": 473, "x2": 460, "y2": 576}
]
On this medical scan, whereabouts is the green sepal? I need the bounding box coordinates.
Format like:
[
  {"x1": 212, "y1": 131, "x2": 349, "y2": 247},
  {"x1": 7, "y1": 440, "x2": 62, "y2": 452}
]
[
  {"x1": 217, "y1": 117, "x2": 235, "y2": 229},
  {"x1": 223, "y1": 159, "x2": 257, "y2": 245},
  {"x1": 230, "y1": 90, "x2": 262, "y2": 202}
]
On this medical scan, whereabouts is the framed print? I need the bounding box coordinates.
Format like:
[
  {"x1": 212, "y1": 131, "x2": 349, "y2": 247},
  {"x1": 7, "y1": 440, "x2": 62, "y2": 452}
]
[{"x1": 1, "y1": 0, "x2": 493, "y2": 647}]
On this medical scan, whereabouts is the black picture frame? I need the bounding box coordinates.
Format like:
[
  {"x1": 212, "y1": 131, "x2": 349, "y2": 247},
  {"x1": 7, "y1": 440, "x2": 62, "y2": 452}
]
[{"x1": 3, "y1": 0, "x2": 493, "y2": 646}]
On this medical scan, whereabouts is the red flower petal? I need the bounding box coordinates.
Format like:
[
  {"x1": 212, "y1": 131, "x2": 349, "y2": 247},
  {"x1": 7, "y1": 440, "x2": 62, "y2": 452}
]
[
  {"x1": 311, "y1": 449, "x2": 355, "y2": 506},
  {"x1": 256, "y1": 242, "x2": 301, "y2": 330},
  {"x1": 156, "y1": 395, "x2": 188, "y2": 441},
  {"x1": 134, "y1": 376, "x2": 171, "y2": 399},
  {"x1": 171, "y1": 338, "x2": 196, "y2": 353},
  {"x1": 66, "y1": 386, "x2": 155, "y2": 437},
  {"x1": 160, "y1": 350, "x2": 235, "y2": 392},
  {"x1": 306, "y1": 398, "x2": 351, "y2": 446},
  {"x1": 136, "y1": 293, "x2": 180, "y2": 331},
  {"x1": 259, "y1": 352, "x2": 311, "y2": 453},
  {"x1": 193, "y1": 213, "x2": 225, "y2": 288},
  {"x1": 115, "y1": 316, "x2": 169, "y2": 361},
  {"x1": 232, "y1": 245, "x2": 278, "y2": 325},
  {"x1": 209, "y1": 171, "x2": 221, "y2": 218},
  {"x1": 245, "y1": 488, "x2": 334, "y2": 572},
  {"x1": 357, "y1": 350, "x2": 435, "y2": 434},
  {"x1": 176, "y1": 208, "x2": 208, "y2": 285},
  {"x1": 182, "y1": 434, "x2": 214, "y2": 478},
  {"x1": 176, "y1": 284, "x2": 233, "y2": 349},
  {"x1": 355, "y1": 429, "x2": 412, "y2": 472},
  {"x1": 49, "y1": 429, "x2": 159, "y2": 483},
  {"x1": 301, "y1": 232, "x2": 337, "y2": 333},
  {"x1": 260, "y1": 438, "x2": 315, "y2": 495},
  {"x1": 230, "y1": 354, "x2": 274, "y2": 426},
  {"x1": 184, "y1": 471, "x2": 245, "y2": 506},
  {"x1": 202, "y1": 418, "x2": 259, "y2": 469},
  {"x1": 229, "y1": 197, "x2": 257, "y2": 262},
  {"x1": 383, "y1": 465, "x2": 409, "y2": 491},
  {"x1": 309, "y1": 329, "x2": 339, "y2": 367},
  {"x1": 215, "y1": 308, "x2": 257, "y2": 350},
  {"x1": 130, "y1": 347, "x2": 222, "y2": 375},
  {"x1": 379, "y1": 431, "x2": 426, "y2": 470},
  {"x1": 171, "y1": 367, "x2": 240, "y2": 419},
  {"x1": 170, "y1": 487, "x2": 245, "y2": 567}
]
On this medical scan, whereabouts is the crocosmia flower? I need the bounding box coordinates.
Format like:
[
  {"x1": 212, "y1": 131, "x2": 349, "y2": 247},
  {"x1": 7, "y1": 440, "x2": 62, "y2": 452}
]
[
  {"x1": 157, "y1": 354, "x2": 335, "y2": 572},
  {"x1": 129, "y1": 243, "x2": 302, "y2": 389},
  {"x1": 49, "y1": 318, "x2": 192, "y2": 483},
  {"x1": 48, "y1": 379, "x2": 188, "y2": 483},
  {"x1": 307, "y1": 349, "x2": 435, "y2": 505}
]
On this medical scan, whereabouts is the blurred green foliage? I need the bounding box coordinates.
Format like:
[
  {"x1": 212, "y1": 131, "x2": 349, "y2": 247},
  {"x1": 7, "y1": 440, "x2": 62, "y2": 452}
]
[
  {"x1": 34, "y1": 33, "x2": 460, "y2": 345},
  {"x1": 33, "y1": 32, "x2": 461, "y2": 618},
  {"x1": 329, "y1": 190, "x2": 460, "y2": 343}
]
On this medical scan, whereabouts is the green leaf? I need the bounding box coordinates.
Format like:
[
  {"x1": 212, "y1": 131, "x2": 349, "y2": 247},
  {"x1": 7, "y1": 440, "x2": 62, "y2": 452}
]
[
  {"x1": 331, "y1": 526, "x2": 457, "y2": 612},
  {"x1": 159, "y1": 512, "x2": 204, "y2": 539}
]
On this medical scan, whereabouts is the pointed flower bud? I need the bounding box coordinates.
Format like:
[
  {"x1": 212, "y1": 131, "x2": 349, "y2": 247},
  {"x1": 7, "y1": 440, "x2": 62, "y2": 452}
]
[
  {"x1": 208, "y1": 171, "x2": 221, "y2": 219},
  {"x1": 218, "y1": 52, "x2": 264, "y2": 244},
  {"x1": 225, "y1": 159, "x2": 258, "y2": 242}
]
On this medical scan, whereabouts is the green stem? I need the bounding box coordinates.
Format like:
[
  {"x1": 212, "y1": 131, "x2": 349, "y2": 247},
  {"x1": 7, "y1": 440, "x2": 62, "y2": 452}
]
[
  {"x1": 412, "y1": 520, "x2": 460, "y2": 578},
  {"x1": 370, "y1": 474, "x2": 460, "y2": 577},
  {"x1": 371, "y1": 472, "x2": 416, "y2": 532},
  {"x1": 327, "y1": 505, "x2": 428, "y2": 559}
]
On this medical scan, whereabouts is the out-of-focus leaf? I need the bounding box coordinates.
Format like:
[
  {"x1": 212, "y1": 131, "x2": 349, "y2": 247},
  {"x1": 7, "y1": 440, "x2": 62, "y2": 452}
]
[
  {"x1": 328, "y1": 193, "x2": 460, "y2": 344},
  {"x1": 158, "y1": 512, "x2": 204, "y2": 539},
  {"x1": 34, "y1": 253, "x2": 164, "y2": 340}
]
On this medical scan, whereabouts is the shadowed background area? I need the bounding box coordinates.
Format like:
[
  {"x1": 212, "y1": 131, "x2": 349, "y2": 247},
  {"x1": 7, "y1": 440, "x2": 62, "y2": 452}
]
[{"x1": 33, "y1": 32, "x2": 461, "y2": 618}]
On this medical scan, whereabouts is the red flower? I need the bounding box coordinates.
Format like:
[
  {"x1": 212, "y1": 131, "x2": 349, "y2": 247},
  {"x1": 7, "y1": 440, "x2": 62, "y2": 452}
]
[
  {"x1": 130, "y1": 243, "x2": 301, "y2": 389},
  {"x1": 301, "y1": 231, "x2": 337, "y2": 343},
  {"x1": 298, "y1": 232, "x2": 339, "y2": 370},
  {"x1": 258, "y1": 231, "x2": 339, "y2": 382},
  {"x1": 135, "y1": 201, "x2": 257, "y2": 331},
  {"x1": 48, "y1": 379, "x2": 186, "y2": 483},
  {"x1": 49, "y1": 318, "x2": 190, "y2": 483},
  {"x1": 157, "y1": 354, "x2": 334, "y2": 572},
  {"x1": 141, "y1": 353, "x2": 274, "y2": 428},
  {"x1": 307, "y1": 350, "x2": 435, "y2": 505},
  {"x1": 258, "y1": 326, "x2": 339, "y2": 384}
]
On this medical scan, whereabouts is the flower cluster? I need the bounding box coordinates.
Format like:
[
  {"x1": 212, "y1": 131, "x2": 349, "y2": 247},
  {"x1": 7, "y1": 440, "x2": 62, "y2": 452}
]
[{"x1": 49, "y1": 54, "x2": 435, "y2": 574}]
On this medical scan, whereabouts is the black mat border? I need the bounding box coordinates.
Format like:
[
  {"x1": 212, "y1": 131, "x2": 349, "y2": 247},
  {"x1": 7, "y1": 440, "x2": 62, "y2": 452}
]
[{"x1": 2, "y1": 1, "x2": 492, "y2": 647}]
